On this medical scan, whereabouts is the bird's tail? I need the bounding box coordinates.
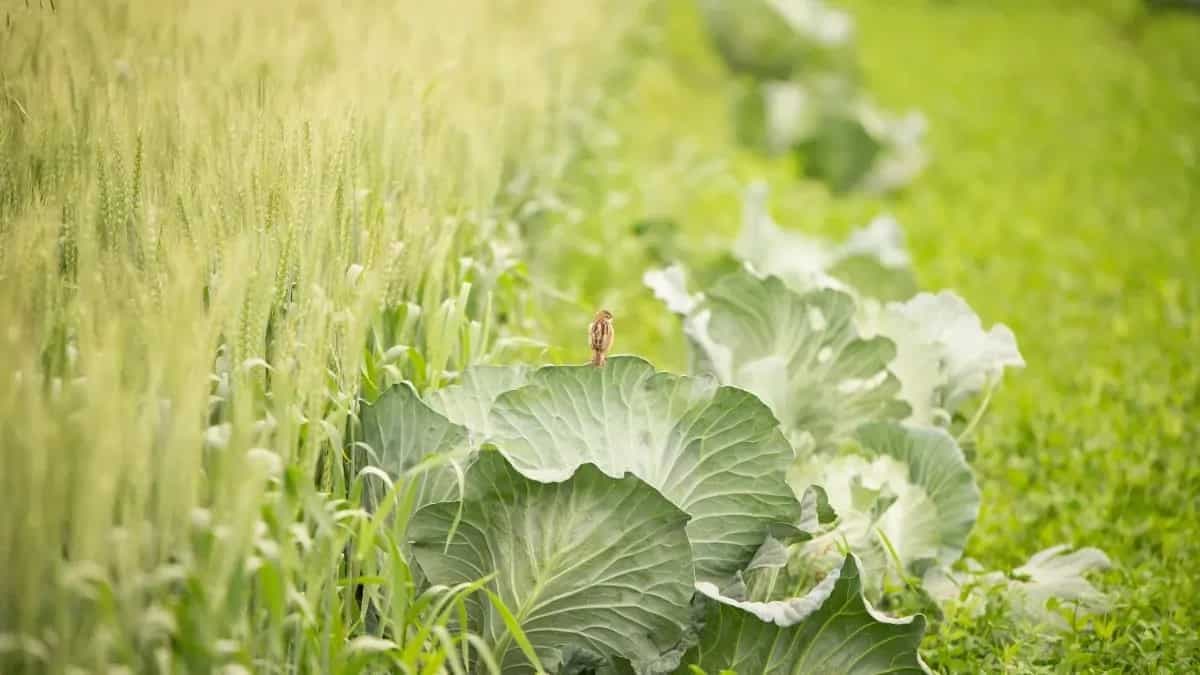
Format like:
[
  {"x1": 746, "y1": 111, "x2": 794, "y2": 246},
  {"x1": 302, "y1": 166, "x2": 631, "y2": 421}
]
[{"x1": 590, "y1": 351, "x2": 606, "y2": 367}]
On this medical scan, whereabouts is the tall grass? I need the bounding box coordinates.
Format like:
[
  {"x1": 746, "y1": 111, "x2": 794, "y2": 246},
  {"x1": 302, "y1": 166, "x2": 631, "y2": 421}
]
[{"x1": 0, "y1": 0, "x2": 640, "y2": 671}]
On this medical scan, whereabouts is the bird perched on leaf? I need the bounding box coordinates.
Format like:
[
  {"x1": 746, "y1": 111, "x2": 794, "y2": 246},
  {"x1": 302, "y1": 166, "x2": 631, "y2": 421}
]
[{"x1": 589, "y1": 310, "x2": 614, "y2": 367}]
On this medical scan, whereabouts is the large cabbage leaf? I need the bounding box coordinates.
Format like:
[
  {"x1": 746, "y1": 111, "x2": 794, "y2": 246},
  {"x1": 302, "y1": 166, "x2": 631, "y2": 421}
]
[
  {"x1": 357, "y1": 382, "x2": 473, "y2": 509},
  {"x1": 686, "y1": 555, "x2": 930, "y2": 674},
  {"x1": 688, "y1": 271, "x2": 909, "y2": 451},
  {"x1": 789, "y1": 422, "x2": 980, "y2": 594},
  {"x1": 410, "y1": 451, "x2": 696, "y2": 675},
  {"x1": 487, "y1": 356, "x2": 799, "y2": 582},
  {"x1": 426, "y1": 364, "x2": 531, "y2": 437}
]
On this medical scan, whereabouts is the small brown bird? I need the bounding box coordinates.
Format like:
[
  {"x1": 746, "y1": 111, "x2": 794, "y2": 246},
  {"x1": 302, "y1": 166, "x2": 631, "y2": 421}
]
[{"x1": 589, "y1": 309, "x2": 614, "y2": 367}]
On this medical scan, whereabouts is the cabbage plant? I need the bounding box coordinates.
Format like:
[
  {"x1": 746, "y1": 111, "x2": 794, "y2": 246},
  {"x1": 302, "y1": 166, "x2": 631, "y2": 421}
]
[
  {"x1": 923, "y1": 546, "x2": 1113, "y2": 630},
  {"x1": 644, "y1": 185, "x2": 1109, "y2": 637},
  {"x1": 649, "y1": 184, "x2": 1026, "y2": 433},
  {"x1": 699, "y1": 0, "x2": 928, "y2": 193},
  {"x1": 357, "y1": 357, "x2": 931, "y2": 673},
  {"x1": 681, "y1": 272, "x2": 910, "y2": 452},
  {"x1": 734, "y1": 181, "x2": 916, "y2": 299},
  {"x1": 789, "y1": 423, "x2": 980, "y2": 598},
  {"x1": 689, "y1": 555, "x2": 928, "y2": 674}
]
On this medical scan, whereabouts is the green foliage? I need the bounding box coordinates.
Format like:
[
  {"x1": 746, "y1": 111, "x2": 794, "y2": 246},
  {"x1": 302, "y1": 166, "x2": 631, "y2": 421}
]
[
  {"x1": 487, "y1": 356, "x2": 800, "y2": 582},
  {"x1": 520, "y1": 0, "x2": 1200, "y2": 669},
  {"x1": 790, "y1": 423, "x2": 981, "y2": 598},
  {"x1": 411, "y1": 452, "x2": 696, "y2": 674},
  {"x1": 687, "y1": 271, "x2": 910, "y2": 450},
  {"x1": 698, "y1": 0, "x2": 926, "y2": 193},
  {"x1": 797, "y1": 114, "x2": 882, "y2": 192},
  {"x1": 689, "y1": 555, "x2": 929, "y2": 674},
  {"x1": 0, "y1": 0, "x2": 646, "y2": 672},
  {"x1": 4, "y1": 0, "x2": 1199, "y2": 671},
  {"x1": 359, "y1": 357, "x2": 931, "y2": 673}
]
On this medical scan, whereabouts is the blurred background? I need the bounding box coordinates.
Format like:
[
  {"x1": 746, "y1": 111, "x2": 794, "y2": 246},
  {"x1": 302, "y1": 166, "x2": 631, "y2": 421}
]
[{"x1": 1, "y1": 0, "x2": 1197, "y2": 671}]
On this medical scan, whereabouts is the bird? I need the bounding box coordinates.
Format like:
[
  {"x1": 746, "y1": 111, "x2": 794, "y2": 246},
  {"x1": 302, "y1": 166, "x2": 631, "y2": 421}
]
[{"x1": 589, "y1": 310, "x2": 614, "y2": 367}]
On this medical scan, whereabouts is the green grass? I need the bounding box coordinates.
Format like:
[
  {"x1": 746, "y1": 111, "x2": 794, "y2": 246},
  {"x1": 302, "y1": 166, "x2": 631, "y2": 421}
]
[
  {"x1": 524, "y1": 0, "x2": 1200, "y2": 670},
  {"x1": 849, "y1": 2, "x2": 1200, "y2": 670}
]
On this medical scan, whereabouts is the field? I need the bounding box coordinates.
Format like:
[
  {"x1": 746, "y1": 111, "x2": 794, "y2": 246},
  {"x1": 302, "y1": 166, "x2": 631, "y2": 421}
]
[{"x1": 2, "y1": 0, "x2": 1198, "y2": 673}]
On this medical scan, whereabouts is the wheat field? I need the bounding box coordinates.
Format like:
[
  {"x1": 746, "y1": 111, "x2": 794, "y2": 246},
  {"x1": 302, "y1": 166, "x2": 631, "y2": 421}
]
[{"x1": 0, "y1": 1, "x2": 639, "y2": 671}]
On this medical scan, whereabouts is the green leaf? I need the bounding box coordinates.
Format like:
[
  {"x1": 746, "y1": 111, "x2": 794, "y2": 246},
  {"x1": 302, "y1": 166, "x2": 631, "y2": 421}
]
[
  {"x1": 360, "y1": 383, "x2": 468, "y2": 472},
  {"x1": 798, "y1": 113, "x2": 882, "y2": 193},
  {"x1": 697, "y1": 0, "x2": 857, "y2": 81},
  {"x1": 859, "y1": 291, "x2": 1024, "y2": 426},
  {"x1": 733, "y1": 182, "x2": 913, "y2": 297},
  {"x1": 686, "y1": 555, "x2": 929, "y2": 674},
  {"x1": 924, "y1": 546, "x2": 1112, "y2": 631},
  {"x1": 828, "y1": 254, "x2": 919, "y2": 303},
  {"x1": 410, "y1": 451, "x2": 696, "y2": 675},
  {"x1": 690, "y1": 271, "x2": 909, "y2": 451},
  {"x1": 746, "y1": 536, "x2": 790, "y2": 573},
  {"x1": 1005, "y1": 546, "x2": 1111, "y2": 628},
  {"x1": 643, "y1": 264, "x2": 703, "y2": 316},
  {"x1": 358, "y1": 383, "x2": 472, "y2": 510},
  {"x1": 487, "y1": 356, "x2": 799, "y2": 582},
  {"x1": 698, "y1": 0, "x2": 807, "y2": 81},
  {"x1": 796, "y1": 484, "x2": 837, "y2": 534},
  {"x1": 852, "y1": 103, "x2": 928, "y2": 195},
  {"x1": 426, "y1": 365, "x2": 531, "y2": 437},
  {"x1": 790, "y1": 422, "x2": 980, "y2": 594}
]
